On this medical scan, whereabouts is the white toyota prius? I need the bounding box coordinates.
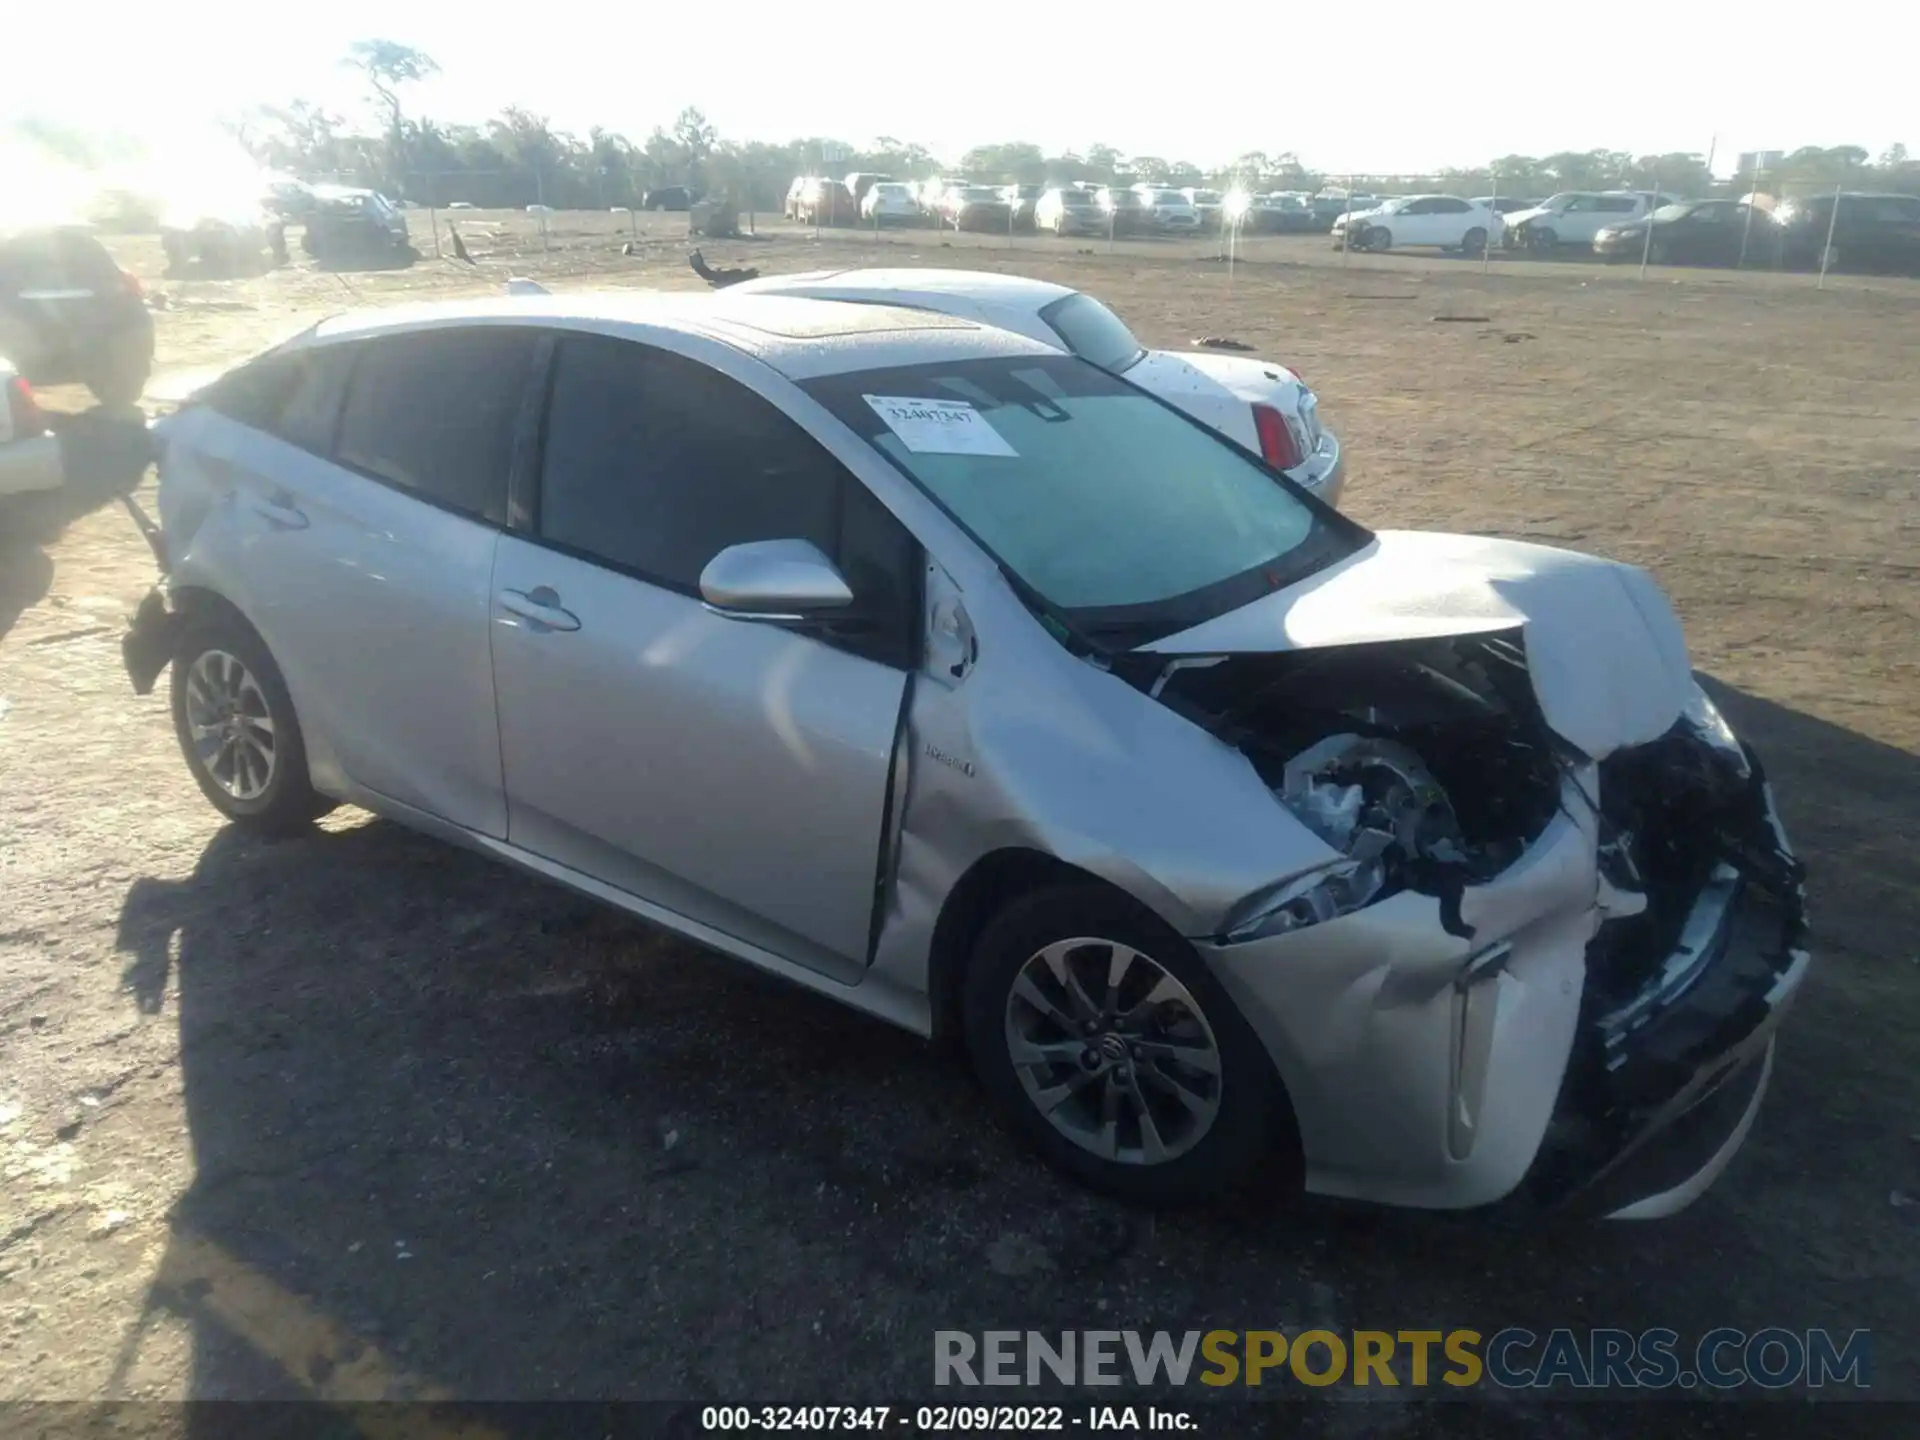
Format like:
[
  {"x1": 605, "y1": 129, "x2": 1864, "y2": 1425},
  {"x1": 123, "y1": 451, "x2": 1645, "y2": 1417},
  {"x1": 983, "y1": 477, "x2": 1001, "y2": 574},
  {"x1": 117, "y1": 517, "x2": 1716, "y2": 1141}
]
[{"x1": 123, "y1": 289, "x2": 1808, "y2": 1217}]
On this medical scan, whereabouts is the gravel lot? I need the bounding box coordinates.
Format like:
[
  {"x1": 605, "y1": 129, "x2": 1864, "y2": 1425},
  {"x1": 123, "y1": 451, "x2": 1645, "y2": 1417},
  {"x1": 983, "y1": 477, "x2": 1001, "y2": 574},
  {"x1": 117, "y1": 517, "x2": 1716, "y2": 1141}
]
[{"x1": 2, "y1": 212, "x2": 1916, "y2": 1437}]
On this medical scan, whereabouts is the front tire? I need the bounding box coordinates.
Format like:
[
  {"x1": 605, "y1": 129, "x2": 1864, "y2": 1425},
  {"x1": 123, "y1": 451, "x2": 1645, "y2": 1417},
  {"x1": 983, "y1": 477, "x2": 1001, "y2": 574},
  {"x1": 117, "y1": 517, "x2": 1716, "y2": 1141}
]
[
  {"x1": 1365, "y1": 226, "x2": 1393, "y2": 252},
  {"x1": 962, "y1": 884, "x2": 1279, "y2": 1203},
  {"x1": 1462, "y1": 226, "x2": 1488, "y2": 256},
  {"x1": 170, "y1": 609, "x2": 330, "y2": 834}
]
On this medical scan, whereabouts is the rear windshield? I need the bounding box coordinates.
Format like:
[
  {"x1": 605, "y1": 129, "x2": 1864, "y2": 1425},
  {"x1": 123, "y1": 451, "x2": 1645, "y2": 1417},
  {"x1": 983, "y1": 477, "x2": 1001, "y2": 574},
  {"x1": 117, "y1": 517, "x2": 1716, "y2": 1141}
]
[
  {"x1": 962, "y1": 188, "x2": 1001, "y2": 201},
  {"x1": 1038, "y1": 292, "x2": 1146, "y2": 374},
  {"x1": 801, "y1": 355, "x2": 1361, "y2": 642},
  {"x1": 0, "y1": 228, "x2": 122, "y2": 294}
]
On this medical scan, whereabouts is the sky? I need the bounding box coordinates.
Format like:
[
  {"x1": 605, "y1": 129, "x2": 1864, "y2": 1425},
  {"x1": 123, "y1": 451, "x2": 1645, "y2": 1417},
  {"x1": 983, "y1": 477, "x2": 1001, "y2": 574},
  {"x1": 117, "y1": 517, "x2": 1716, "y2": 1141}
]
[{"x1": 8, "y1": 1, "x2": 1908, "y2": 175}]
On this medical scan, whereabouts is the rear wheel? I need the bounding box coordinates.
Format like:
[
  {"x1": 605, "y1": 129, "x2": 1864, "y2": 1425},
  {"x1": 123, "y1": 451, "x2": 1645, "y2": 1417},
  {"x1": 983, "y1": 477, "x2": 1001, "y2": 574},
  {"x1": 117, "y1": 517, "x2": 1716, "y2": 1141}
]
[
  {"x1": 84, "y1": 347, "x2": 150, "y2": 410},
  {"x1": 962, "y1": 884, "x2": 1279, "y2": 1202},
  {"x1": 170, "y1": 609, "x2": 331, "y2": 834}
]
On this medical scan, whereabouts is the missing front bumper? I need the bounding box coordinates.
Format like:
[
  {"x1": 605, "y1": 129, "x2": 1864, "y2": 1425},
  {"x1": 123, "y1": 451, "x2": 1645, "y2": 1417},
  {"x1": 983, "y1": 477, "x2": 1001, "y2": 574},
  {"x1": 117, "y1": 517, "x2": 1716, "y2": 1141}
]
[{"x1": 1517, "y1": 761, "x2": 1809, "y2": 1218}]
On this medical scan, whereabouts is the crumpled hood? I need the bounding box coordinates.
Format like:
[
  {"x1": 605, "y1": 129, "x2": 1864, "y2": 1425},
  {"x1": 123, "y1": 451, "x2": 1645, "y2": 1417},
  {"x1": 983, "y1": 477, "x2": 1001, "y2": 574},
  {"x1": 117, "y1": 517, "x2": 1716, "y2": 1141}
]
[{"x1": 1138, "y1": 531, "x2": 1694, "y2": 759}]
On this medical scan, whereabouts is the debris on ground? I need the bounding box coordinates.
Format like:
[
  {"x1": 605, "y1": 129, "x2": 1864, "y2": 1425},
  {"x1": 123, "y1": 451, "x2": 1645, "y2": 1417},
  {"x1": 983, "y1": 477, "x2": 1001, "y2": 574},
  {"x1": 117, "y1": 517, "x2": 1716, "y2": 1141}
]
[
  {"x1": 689, "y1": 250, "x2": 760, "y2": 288},
  {"x1": 1195, "y1": 337, "x2": 1255, "y2": 351},
  {"x1": 1433, "y1": 314, "x2": 1492, "y2": 323}
]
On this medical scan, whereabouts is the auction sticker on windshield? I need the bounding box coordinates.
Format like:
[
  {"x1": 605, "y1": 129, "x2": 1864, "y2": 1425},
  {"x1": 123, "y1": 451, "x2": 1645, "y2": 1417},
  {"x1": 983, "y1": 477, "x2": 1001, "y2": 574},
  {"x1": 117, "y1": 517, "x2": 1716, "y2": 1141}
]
[{"x1": 863, "y1": 395, "x2": 1017, "y2": 457}]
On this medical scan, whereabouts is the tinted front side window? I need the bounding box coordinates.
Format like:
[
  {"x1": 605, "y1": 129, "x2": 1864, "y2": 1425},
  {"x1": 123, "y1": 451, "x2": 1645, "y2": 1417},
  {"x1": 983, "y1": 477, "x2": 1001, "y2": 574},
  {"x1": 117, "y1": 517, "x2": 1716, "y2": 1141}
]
[
  {"x1": 335, "y1": 327, "x2": 537, "y2": 524},
  {"x1": 538, "y1": 336, "x2": 838, "y2": 588},
  {"x1": 537, "y1": 336, "x2": 918, "y2": 666}
]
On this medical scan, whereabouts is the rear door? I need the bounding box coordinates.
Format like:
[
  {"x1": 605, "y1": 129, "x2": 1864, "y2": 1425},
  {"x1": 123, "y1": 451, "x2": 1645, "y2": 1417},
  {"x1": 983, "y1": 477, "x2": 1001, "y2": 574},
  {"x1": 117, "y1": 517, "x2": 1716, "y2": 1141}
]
[
  {"x1": 490, "y1": 332, "x2": 918, "y2": 977},
  {"x1": 1430, "y1": 197, "x2": 1476, "y2": 245},
  {"x1": 198, "y1": 326, "x2": 541, "y2": 835}
]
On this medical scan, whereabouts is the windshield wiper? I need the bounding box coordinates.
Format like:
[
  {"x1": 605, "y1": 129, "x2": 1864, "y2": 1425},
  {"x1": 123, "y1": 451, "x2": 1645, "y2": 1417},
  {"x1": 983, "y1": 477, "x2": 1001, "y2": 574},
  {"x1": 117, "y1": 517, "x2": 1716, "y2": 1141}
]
[{"x1": 993, "y1": 563, "x2": 1110, "y2": 660}]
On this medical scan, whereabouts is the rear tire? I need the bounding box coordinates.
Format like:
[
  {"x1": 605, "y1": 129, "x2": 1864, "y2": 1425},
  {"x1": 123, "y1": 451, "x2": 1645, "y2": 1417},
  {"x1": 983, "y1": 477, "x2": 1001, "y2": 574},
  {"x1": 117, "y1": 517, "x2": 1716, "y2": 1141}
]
[
  {"x1": 170, "y1": 608, "x2": 332, "y2": 835},
  {"x1": 962, "y1": 884, "x2": 1279, "y2": 1203},
  {"x1": 85, "y1": 345, "x2": 151, "y2": 409}
]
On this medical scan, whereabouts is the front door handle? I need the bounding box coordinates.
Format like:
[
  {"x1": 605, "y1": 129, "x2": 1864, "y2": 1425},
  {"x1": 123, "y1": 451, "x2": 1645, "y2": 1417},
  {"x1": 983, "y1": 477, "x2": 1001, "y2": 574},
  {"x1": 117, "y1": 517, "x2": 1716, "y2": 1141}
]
[
  {"x1": 498, "y1": 586, "x2": 580, "y2": 633},
  {"x1": 250, "y1": 495, "x2": 309, "y2": 530}
]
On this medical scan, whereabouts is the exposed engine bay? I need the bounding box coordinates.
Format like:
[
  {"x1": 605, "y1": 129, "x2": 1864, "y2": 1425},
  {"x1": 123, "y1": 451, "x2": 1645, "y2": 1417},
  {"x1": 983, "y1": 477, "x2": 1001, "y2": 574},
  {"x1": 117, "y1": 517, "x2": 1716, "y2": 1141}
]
[{"x1": 1114, "y1": 629, "x2": 1571, "y2": 932}]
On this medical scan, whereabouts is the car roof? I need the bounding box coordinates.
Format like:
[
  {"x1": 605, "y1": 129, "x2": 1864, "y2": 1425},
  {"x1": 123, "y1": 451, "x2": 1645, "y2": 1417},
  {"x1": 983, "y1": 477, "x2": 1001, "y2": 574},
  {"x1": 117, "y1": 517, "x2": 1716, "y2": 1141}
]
[
  {"x1": 300, "y1": 291, "x2": 1056, "y2": 380},
  {"x1": 728, "y1": 267, "x2": 1077, "y2": 314}
]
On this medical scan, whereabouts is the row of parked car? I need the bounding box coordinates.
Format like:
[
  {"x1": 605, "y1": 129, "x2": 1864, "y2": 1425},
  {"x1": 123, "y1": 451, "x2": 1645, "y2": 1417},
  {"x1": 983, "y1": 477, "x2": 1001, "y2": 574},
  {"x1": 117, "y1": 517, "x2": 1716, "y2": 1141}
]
[
  {"x1": 1329, "y1": 188, "x2": 1920, "y2": 271},
  {"x1": 786, "y1": 174, "x2": 1384, "y2": 237}
]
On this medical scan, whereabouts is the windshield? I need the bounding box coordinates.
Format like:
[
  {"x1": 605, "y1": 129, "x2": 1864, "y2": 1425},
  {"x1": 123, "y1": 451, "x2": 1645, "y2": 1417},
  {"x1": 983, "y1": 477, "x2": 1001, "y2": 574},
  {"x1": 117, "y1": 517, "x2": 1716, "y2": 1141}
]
[
  {"x1": 1652, "y1": 203, "x2": 1693, "y2": 222},
  {"x1": 1376, "y1": 198, "x2": 1407, "y2": 213},
  {"x1": 1539, "y1": 193, "x2": 1577, "y2": 211},
  {"x1": 962, "y1": 187, "x2": 1001, "y2": 201},
  {"x1": 1038, "y1": 292, "x2": 1146, "y2": 374},
  {"x1": 874, "y1": 184, "x2": 910, "y2": 197},
  {"x1": 801, "y1": 356, "x2": 1360, "y2": 638}
]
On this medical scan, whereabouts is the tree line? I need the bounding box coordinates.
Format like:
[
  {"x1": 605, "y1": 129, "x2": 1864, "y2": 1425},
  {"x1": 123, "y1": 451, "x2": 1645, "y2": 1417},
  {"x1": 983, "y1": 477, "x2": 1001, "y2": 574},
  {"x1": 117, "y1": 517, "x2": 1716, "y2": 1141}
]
[{"x1": 15, "y1": 37, "x2": 1917, "y2": 226}]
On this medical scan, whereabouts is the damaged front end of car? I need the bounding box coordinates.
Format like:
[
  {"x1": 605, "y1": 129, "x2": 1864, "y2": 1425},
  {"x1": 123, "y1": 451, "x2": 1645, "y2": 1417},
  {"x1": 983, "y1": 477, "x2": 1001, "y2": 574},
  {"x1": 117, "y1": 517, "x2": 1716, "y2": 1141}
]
[{"x1": 1113, "y1": 629, "x2": 1808, "y2": 1218}]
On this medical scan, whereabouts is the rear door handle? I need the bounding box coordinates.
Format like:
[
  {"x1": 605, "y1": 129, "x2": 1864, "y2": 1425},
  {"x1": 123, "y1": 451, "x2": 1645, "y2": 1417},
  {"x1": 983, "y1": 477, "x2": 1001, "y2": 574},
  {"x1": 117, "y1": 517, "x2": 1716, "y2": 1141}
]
[
  {"x1": 498, "y1": 586, "x2": 581, "y2": 633},
  {"x1": 249, "y1": 495, "x2": 309, "y2": 530}
]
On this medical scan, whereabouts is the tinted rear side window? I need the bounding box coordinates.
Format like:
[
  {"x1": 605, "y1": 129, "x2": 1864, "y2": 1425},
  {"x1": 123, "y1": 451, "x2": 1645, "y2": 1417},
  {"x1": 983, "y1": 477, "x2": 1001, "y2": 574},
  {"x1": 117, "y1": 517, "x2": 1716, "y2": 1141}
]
[
  {"x1": 335, "y1": 327, "x2": 537, "y2": 524},
  {"x1": 205, "y1": 345, "x2": 354, "y2": 454}
]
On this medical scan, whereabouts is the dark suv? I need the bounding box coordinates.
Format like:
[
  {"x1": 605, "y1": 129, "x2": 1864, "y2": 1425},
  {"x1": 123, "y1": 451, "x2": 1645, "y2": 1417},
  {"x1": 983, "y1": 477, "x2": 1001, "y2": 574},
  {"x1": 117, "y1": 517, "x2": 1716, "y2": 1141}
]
[
  {"x1": 1774, "y1": 192, "x2": 1920, "y2": 275},
  {"x1": 0, "y1": 225, "x2": 155, "y2": 407}
]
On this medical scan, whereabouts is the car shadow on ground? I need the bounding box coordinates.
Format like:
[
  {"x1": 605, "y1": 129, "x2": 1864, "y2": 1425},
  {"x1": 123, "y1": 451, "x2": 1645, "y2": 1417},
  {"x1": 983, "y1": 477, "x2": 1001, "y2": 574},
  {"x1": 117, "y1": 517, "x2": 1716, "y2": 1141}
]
[
  {"x1": 309, "y1": 250, "x2": 419, "y2": 275},
  {"x1": 0, "y1": 407, "x2": 153, "y2": 643},
  {"x1": 106, "y1": 681, "x2": 1919, "y2": 1423}
]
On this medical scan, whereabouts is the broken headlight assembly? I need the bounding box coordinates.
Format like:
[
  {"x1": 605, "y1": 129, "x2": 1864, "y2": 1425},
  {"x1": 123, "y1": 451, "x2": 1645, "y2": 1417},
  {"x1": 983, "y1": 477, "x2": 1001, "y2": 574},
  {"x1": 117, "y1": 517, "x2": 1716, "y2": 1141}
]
[
  {"x1": 1226, "y1": 734, "x2": 1482, "y2": 943},
  {"x1": 1679, "y1": 683, "x2": 1751, "y2": 780}
]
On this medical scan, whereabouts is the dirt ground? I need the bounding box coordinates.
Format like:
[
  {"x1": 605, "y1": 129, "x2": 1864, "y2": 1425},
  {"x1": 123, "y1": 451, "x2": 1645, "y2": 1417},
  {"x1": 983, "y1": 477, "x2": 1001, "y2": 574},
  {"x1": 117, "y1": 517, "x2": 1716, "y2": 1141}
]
[{"x1": 2, "y1": 209, "x2": 1917, "y2": 1436}]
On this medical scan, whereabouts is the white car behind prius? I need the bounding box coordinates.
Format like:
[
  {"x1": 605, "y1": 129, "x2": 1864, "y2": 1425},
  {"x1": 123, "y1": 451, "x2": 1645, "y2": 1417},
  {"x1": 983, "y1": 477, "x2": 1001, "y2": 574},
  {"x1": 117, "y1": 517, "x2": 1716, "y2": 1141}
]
[
  {"x1": 122, "y1": 289, "x2": 1809, "y2": 1218},
  {"x1": 723, "y1": 268, "x2": 1343, "y2": 504}
]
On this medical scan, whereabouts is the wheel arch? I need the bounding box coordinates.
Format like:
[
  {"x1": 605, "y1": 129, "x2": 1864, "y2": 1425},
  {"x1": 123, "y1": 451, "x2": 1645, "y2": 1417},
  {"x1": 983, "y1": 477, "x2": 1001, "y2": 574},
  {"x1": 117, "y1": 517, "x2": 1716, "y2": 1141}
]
[{"x1": 924, "y1": 847, "x2": 1305, "y2": 1167}]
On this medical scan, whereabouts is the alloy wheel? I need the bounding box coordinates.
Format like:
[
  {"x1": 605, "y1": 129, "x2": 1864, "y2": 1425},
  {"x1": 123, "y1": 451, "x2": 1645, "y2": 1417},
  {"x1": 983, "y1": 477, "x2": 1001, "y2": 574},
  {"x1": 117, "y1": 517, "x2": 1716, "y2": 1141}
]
[
  {"x1": 1003, "y1": 937, "x2": 1224, "y2": 1165},
  {"x1": 183, "y1": 649, "x2": 278, "y2": 800}
]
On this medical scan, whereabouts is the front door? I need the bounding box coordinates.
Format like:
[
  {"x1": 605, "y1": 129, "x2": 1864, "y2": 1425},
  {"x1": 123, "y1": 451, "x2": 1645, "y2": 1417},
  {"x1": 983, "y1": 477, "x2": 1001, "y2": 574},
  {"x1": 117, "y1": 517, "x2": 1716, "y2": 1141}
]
[{"x1": 490, "y1": 333, "x2": 920, "y2": 976}]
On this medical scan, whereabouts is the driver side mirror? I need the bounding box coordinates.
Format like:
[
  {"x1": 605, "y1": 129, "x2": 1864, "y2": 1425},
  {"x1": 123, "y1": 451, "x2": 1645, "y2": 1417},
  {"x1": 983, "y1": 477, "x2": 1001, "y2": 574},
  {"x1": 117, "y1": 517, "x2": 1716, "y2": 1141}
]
[{"x1": 699, "y1": 539, "x2": 854, "y2": 622}]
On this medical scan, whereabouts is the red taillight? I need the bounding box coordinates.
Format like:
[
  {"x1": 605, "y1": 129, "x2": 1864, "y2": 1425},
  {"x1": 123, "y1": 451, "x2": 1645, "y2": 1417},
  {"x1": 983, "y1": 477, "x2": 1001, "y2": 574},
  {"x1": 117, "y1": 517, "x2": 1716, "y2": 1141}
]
[
  {"x1": 6, "y1": 376, "x2": 44, "y2": 437},
  {"x1": 1252, "y1": 403, "x2": 1301, "y2": 470}
]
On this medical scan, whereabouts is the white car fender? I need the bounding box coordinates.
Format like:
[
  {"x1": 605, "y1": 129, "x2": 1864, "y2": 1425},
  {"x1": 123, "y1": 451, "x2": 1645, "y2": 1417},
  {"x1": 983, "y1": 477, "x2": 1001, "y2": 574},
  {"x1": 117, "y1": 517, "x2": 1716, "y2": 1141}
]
[{"x1": 1169, "y1": 349, "x2": 1309, "y2": 414}]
